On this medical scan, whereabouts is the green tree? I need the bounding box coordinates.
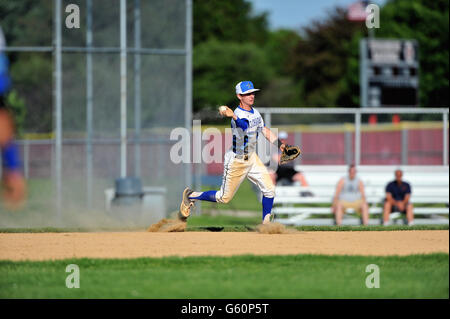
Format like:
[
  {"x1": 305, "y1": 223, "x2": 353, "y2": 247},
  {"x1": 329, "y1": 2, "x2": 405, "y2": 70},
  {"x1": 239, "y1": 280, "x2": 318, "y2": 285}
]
[
  {"x1": 9, "y1": 53, "x2": 52, "y2": 133},
  {"x1": 193, "y1": 40, "x2": 274, "y2": 111},
  {"x1": 375, "y1": 0, "x2": 449, "y2": 107},
  {"x1": 288, "y1": 7, "x2": 367, "y2": 107},
  {"x1": 0, "y1": 0, "x2": 53, "y2": 47},
  {"x1": 256, "y1": 29, "x2": 304, "y2": 108},
  {"x1": 193, "y1": 0, "x2": 269, "y2": 46},
  {"x1": 1, "y1": 0, "x2": 53, "y2": 132},
  {"x1": 264, "y1": 29, "x2": 302, "y2": 76},
  {"x1": 337, "y1": 31, "x2": 364, "y2": 107},
  {"x1": 192, "y1": 0, "x2": 276, "y2": 110}
]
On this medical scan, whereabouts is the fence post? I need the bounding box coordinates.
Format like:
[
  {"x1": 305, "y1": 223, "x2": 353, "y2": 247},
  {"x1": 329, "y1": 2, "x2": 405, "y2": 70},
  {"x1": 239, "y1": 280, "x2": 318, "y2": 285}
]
[
  {"x1": 295, "y1": 131, "x2": 302, "y2": 152},
  {"x1": 24, "y1": 140, "x2": 29, "y2": 179},
  {"x1": 184, "y1": 0, "x2": 193, "y2": 188},
  {"x1": 401, "y1": 127, "x2": 408, "y2": 165},
  {"x1": 86, "y1": 0, "x2": 93, "y2": 209},
  {"x1": 444, "y1": 112, "x2": 448, "y2": 166},
  {"x1": 264, "y1": 112, "x2": 271, "y2": 129},
  {"x1": 54, "y1": 0, "x2": 63, "y2": 220},
  {"x1": 134, "y1": 0, "x2": 142, "y2": 178},
  {"x1": 119, "y1": 0, "x2": 127, "y2": 178},
  {"x1": 195, "y1": 151, "x2": 202, "y2": 216},
  {"x1": 355, "y1": 112, "x2": 361, "y2": 165},
  {"x1": 345, "y1": 130, "x2": 352, "y2": 165}
]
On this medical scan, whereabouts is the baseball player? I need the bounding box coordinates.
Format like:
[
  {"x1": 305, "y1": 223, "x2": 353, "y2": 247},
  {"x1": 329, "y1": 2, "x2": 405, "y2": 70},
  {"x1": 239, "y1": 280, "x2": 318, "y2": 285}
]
[
  {"x1": 0, "y1": 29, "x2": 26, "y2": 209},
  {"x1": 1, "y1": 102, "x2": 26, "y2": 210},
  {"x1": 179, "y1": 81, "x2": 300, "y2": 224}
]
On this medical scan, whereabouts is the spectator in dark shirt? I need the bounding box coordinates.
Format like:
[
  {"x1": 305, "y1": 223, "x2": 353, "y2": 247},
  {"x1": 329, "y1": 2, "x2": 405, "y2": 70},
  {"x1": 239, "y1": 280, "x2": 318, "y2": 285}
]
[
  {"x1": 267, "y1": 131, "x2": 312, "y2": 197},
  {"x1": 268, "y1": 131, "x2": 309, "y2": 186},
  {"x1": 383, "y1": 169, "x2": 414, "y2": 226}
]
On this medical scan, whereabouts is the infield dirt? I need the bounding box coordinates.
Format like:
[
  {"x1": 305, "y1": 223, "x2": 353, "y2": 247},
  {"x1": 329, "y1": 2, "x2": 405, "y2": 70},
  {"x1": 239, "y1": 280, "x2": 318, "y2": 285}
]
[{"x1": 0, "y1": 230, "x2": 448, "y2": 261}]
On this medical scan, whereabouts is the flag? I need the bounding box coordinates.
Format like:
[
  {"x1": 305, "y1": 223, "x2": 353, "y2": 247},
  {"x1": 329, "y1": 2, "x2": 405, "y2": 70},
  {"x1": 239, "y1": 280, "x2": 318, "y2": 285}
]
[{"x1": 347, "y1": 1, "x2": 368, "y2": 22}]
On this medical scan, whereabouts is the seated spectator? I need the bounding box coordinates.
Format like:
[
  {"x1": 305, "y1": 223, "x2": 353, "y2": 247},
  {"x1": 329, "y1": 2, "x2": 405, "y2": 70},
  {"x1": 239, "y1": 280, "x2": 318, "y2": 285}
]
[
  {"x1": 383, "y1": 169, "x2": 414, "y2": 226},
  {"x1": 268, "y1": 131, "x2": 312, "y2": 196},
  {"x1": 332, "y1": 164, "x2": 369, "y2": 226}
]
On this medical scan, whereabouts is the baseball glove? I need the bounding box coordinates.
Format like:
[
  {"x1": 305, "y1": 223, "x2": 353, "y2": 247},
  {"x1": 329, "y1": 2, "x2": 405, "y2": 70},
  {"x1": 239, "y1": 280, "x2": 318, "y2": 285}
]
[{"x1": 280, "y1": 144, "x2": 301, "y2": 165}]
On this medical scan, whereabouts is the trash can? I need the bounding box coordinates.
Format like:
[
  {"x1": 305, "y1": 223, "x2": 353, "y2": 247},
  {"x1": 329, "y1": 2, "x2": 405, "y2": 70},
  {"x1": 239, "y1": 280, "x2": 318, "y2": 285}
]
[
  {"x1": 110, "y1": 177, "x2": 143, "y2": 223},
  {"x1": 107, "y1": 178, "x2": 167, "y2": 226}
]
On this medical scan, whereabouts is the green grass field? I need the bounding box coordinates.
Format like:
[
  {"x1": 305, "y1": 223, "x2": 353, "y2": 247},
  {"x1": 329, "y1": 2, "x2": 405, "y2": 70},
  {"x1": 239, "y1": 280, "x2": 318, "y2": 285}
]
[
  {"x1": 1, "y1": 178, "x2": 448, "y2": 299},
  {"x1": 0, "y1": 254, "x2": 447, "y2": 298}
]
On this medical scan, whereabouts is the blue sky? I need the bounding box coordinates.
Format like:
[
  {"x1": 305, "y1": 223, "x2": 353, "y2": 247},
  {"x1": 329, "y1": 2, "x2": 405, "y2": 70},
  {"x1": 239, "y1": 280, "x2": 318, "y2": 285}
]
[{"x1": 248, "y1": 0, "x2": 386, "y2": 31}]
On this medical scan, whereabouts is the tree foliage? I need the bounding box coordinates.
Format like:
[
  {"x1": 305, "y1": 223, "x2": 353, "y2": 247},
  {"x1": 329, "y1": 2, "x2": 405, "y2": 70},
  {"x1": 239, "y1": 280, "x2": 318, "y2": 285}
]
[
  {"x1": 193, "y1": 40, "x2": 274, "y2": 111},
  {"x1": 193, "y1": 0, "x2": 269, "y2": 46},
  {"x1": 0, "y1": 0, "x2": 448, "y2": 133},
  {"x1": 376, "y1": 0, "x2": 449, "y2": 106},
  {"x1": 289, "y1": 7, "x2": 367, "y2": 107}
]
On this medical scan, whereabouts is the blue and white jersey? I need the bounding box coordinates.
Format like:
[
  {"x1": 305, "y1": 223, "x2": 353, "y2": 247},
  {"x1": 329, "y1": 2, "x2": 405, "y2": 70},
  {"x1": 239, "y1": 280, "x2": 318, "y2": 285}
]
[{"x1": 230, "y1": 106, "x2": 265, "y2": 156}]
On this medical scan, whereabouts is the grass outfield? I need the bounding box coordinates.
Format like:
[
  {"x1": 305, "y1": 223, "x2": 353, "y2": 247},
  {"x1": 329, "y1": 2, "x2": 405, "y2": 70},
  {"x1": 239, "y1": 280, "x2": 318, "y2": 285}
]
[{"x1": 0, "y1": 254, "x2": 447, "y2": 298}]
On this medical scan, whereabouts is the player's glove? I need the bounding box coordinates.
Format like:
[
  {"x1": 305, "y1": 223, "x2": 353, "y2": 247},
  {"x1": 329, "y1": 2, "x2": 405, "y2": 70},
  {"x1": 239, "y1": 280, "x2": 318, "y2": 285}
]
[{"x1": 280, "y1": 144, "x2": 301, "y2": 165}]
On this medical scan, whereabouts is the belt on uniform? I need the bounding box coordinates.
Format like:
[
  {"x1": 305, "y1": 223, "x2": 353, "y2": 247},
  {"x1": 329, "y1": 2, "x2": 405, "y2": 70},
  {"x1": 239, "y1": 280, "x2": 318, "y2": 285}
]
[
  {"x1": 234, "y1": 153, "x2": 249, "y2": 161},
  {"x1": 233, "y1": 135, "x2": 249, "y2": 160}
]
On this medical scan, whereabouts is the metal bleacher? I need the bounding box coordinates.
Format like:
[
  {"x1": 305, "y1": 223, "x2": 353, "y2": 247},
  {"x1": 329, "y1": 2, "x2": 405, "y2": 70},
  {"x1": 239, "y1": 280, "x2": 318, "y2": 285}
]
[{"x1": 273, "y1": 165, "x2": 449, "y2": 226}]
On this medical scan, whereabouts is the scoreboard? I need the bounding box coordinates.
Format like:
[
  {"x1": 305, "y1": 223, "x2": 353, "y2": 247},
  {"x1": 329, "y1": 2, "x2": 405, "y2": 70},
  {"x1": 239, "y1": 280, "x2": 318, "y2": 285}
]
[{"x1": 360, "y1": 38, "x2": 419, "y2": 107}]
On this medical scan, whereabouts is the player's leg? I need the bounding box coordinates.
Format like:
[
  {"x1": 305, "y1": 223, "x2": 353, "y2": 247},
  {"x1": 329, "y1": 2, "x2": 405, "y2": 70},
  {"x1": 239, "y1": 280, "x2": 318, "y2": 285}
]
[
  {"x1": 188, "y1": 190, "x2": 217, "y2": 202},
  {"x1": 0, "y1": 109, "x2": 14, "y2": 146},
  {"x1": 212, "y1": 153, "x2": 248, "y2": 204},
  {"x1": 382, "y1": 200, "x2": 392, "y2": 225},
  {"x1": 179, "y1": 152, "x2": 225, "y2": 218},
  {"x1": 334, "y1": 200, "x2": 345, "y2": 226},
  {"x1": 268, "y1": 169, "x2": 277, "y2": 186},
  {"x1": 2, "y1": 171, "x2": 26, "y2": 208},
  {"x1": 1, "y1": 141, "x2": 26, "y2": 210},
  {"x1": 358, "y1": 200, "x2": 369, "y2": 226},
  {"x1": 180, "y1": 151, "x2": 248, "y2": 219},
  {"x1": 406, "y1": 203, "x2": 414, "y2": 226},
  {"x1": 292, "y1": 172, "x2": 309, "y2": 187},
  {"x1": 246, "y1": 154, "x2": 275, "y2": 224}
]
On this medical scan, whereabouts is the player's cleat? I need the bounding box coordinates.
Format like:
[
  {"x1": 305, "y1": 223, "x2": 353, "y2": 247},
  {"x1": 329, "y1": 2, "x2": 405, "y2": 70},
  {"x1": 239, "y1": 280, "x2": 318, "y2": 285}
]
[
  {"x1": 179, "y1": 187, "x2": 195, "y2": 219},
  {"x1": 262, "y1": 213, "x2": 272, "y2": 225}
]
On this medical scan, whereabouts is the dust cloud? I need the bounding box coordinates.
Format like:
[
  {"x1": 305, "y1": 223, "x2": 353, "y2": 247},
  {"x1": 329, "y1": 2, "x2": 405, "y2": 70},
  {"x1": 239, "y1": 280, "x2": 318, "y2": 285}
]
[
  {"x1": 147, "y1": 218, "x2": 187, "y2": 232},
  {"x1": 256, "y1": 222, "x2": 299, "y2": 234}
]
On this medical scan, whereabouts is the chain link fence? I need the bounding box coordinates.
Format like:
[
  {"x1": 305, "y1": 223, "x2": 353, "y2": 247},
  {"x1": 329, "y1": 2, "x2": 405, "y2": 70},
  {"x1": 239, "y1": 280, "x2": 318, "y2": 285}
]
[{"x1": 1, "y1": 0, "x2": 192, "y2": 228}]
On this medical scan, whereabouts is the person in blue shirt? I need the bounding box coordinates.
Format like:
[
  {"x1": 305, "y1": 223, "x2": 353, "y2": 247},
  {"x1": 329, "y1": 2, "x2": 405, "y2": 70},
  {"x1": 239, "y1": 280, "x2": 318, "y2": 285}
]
[{"x1": 383, "y1": 169, "x2": 414, "y2": 226}]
